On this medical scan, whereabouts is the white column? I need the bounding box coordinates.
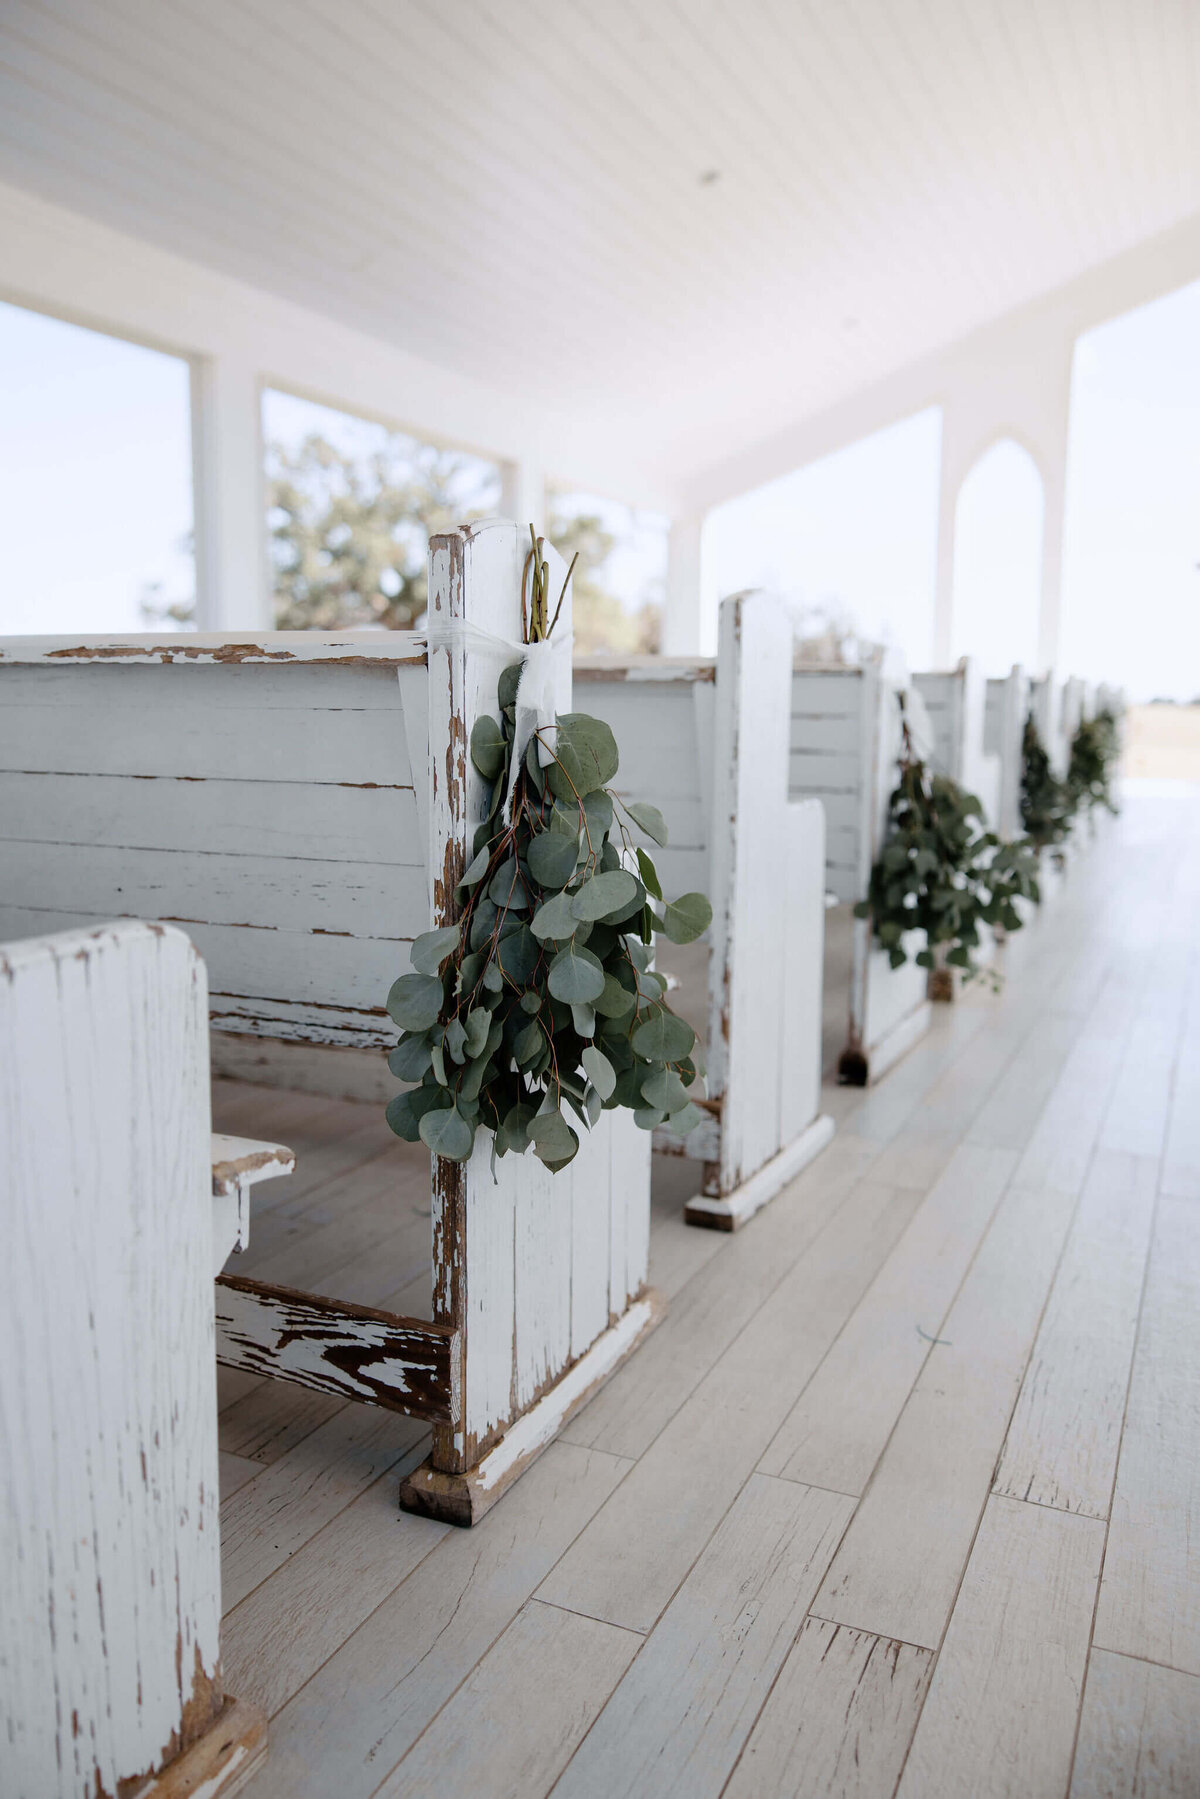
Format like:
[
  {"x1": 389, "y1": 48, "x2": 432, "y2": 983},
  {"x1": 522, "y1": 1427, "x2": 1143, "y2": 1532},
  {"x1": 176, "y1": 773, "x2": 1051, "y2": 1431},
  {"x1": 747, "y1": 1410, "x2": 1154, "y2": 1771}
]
[
  {"x1": 190, "y1": 353, "x2": 269, "y2": 631},
  {"x1": 1036, "y1": 460, "x2": 1067, "y2": 674},
  {"x1": 662, "y1": 512, "x2": 705, "y2": 655},
  {"x1": 933, "y1": 432, "x2": 962, "y2": 668}
]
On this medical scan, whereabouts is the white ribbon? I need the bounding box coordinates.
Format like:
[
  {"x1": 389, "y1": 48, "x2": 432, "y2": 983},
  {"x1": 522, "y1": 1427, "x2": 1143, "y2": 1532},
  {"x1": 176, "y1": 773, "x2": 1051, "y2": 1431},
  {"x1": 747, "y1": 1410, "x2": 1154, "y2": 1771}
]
[{"x1": 424, "y1": 618, "x2": 573, "y2": 822}]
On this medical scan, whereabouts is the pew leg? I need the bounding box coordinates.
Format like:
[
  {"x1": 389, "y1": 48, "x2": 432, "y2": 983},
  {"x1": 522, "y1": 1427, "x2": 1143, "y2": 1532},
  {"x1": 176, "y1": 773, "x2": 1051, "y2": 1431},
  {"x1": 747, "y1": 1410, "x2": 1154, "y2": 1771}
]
[
  {"x1": 398, "y1": 1291, "x2": 664, "y2": 1526},
  {"x1": 682, "y1": 1114, "x2": 836, "y2": 1232}
]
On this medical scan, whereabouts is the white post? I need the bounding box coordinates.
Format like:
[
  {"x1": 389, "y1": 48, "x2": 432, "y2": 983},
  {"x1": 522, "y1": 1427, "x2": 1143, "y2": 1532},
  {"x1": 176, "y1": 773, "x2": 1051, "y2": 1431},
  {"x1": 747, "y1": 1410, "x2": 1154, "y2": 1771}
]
[
  {"x1": 191, "y1": 352, "x2": 269, "y2": 631},
  {"x1": 662, "y1": 512, "x2": 705, "y2": 655},
  {"x1": 1037, "y1": 459, "x2": 1067, "y2": 675}
]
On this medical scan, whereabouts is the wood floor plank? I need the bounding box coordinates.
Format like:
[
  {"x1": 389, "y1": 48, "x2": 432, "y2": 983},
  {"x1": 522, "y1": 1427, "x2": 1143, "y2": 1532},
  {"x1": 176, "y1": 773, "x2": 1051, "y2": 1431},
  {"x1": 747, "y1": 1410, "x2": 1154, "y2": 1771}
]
[
  {"x1": 759, "y1": 1143, "x2": 1015, "y2": 1493},
  {"x1": 895, "y1": 1495, "x2": 1104, "y2": 1798},
  {"x1": 552, "y1": 1474, "x2": 853, "y2": 1799},
  {"x1": 1161, "y1": 959, "x2": 1200, "y2": 1201},
  {"x1": 1070, "y1": 1648, "x2": 1200, "y2": 1799},
  {"x1": 222, "y1": 1473, "x2": 447, "y2": 1718},
  {"x1": 217, "y1": 1363, "x2": 264, "y2": 1413},
  {"x1": 559, "y1": 1134, "x2": 881, "y2": 1461},
  {"x1": 724, "y1": 1617, "x2": 933, "y2": 1799},
  {"x1": 812, "y1": 1177, "x2": 1080, "y2": 1648},
  {"x1": 218, "y1": 1379, "x2": 346, "y2": 1466},
  {"x1": 537, "y1": 1178, "x2": 924, "y2": 1635},
  {"x1": 219, "y1": 1450, "x2": 263, "y2": 1500},
  {"x1": 241, "y1": 1443, "x2": 633, "y2": 1799},
  {"x1": 220, "y1": 1404, "x2": 428, "y2": 1611},
  {"x1": 1093, "y1": 1196, "x2": 1200, "y2": 1677},
  {"x1": 377, "y1": 1600, "x2": 641, "y2": 1799},
  {"x1": 994, "y1": 1150, "x2": 1157, "y2": 1518}
]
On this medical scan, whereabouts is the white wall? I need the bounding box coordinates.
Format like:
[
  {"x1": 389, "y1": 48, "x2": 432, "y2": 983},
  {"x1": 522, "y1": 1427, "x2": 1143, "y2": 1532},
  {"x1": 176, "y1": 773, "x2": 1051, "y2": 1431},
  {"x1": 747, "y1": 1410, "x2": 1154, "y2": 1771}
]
[
  {"x1": 686, "y1": 209, "x2": 1200, "y2": 673},
  {"x1": 0, "y1": 181, "x2": 683, "y2": 631}
]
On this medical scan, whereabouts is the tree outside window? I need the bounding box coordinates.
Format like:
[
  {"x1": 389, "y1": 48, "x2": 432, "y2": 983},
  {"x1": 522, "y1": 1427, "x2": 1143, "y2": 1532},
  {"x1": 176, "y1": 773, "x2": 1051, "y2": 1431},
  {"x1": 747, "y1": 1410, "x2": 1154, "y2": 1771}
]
[
  {"x1": 546, "y1": 490, "x2": 667, "y2": 654},
  {"x1": 263, "y1": 389, "x2": 502, "y2": 630}
]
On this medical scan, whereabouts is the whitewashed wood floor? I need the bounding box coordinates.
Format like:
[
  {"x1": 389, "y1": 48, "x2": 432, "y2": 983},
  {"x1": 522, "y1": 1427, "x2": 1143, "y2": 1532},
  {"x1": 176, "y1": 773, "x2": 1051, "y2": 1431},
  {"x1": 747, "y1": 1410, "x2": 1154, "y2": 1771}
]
[{"x1": 214, "y1": 792, "x2": 1200, "y2": 1799}]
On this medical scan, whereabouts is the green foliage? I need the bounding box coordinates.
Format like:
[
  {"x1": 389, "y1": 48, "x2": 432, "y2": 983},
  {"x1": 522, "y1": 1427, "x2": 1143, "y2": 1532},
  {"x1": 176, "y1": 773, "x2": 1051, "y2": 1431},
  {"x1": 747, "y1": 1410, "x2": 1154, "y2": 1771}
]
[
  {"x1": 545, "y1": 500, "x2": 663, "y2": 655},
  {"x1": 1067, "y1": 709, "x2": 1120, "y2": 819},
  {"x1": 1020, "y1": 714, "x2": 1073, "y2": 848},
  {"x1": 267, "y1": 432, "x2": 499, "y2": 630},
  {"x1": 856, "y1": 705, "x2": 1041, "y2": 979},
  {"x1": 385, "y1": 659, "x2": 712, "y2": 1171}
]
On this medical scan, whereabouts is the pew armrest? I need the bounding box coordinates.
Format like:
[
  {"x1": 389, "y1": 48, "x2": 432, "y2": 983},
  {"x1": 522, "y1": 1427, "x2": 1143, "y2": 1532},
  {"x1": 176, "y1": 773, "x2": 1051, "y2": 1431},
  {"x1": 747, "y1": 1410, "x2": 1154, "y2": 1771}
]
[{"x1": 211, "y1": 1134, "x2": 295, "y2": 1274}]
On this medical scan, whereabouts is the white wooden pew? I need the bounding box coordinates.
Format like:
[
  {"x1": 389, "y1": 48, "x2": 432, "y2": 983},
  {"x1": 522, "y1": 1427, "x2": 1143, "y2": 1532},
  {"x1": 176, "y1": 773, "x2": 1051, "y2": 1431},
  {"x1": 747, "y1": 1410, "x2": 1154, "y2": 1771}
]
[
  {"x1": 575, "y1": 592, "x2": 833, "y2": 1230},
  {"x1": 1030, "y1": 672, "x2": 1070, "y2": 777},
  {"x1": 984, "y1": 664, "x2": 1031, "y2": 840},
  {"x1": 0, "y1": 920, "x2": 267, "y2": 1799},
  {"x1": 789, "y1": 655, "x2": 932, "y2": 1084},
  {"x1": 0, "y1": 521, "x2": 655, "y2": 1524},
  {"x1": 913, "y1": 657, "x2": 1002, "y2": 827}
]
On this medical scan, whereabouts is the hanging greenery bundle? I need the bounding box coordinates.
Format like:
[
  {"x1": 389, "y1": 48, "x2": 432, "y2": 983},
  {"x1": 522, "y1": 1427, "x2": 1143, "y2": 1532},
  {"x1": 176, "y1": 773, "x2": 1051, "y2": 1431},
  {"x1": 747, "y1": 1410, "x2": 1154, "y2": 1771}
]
[
  {"x1": 385, "y1": 531, "x2": 713, "y2": 1172},
  {"x1": 855, "y1": 699, "x2": 1041, "y2": 979},
  {"x1": 1019, "y1": 714, "x2": 1074, "y2": 849},
  {"x1": 1066, "y1": 709, "x2": 1120, "y2": 820}
]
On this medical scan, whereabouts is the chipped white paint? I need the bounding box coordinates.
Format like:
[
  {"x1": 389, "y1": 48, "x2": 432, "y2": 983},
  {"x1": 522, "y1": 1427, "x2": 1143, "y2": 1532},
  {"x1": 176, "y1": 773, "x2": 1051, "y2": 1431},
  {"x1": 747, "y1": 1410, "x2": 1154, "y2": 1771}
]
[
  {"x1": 477, "y1": 1298, "x2": 655, "y2": 1491},
  {"x1": 210, "y1": 1132, "x2": 294, "y2": 1272},
  {"x1": 420, "y1": 523, "x2": 653, "y2": 1493},
  {"x1": 576, "y1": 592, "x2": 832, "y2": 1229},
  {"x1": 0, "y1": 920, "x2": 222, "y2": 1799}
]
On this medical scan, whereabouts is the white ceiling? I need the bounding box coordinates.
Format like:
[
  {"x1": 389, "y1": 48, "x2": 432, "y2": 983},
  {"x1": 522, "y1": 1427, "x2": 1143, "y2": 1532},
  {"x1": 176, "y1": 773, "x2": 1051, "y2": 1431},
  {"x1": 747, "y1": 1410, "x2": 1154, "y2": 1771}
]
[{"x1": 3, "y1": 0, "x2": 1200, "y2": 487}]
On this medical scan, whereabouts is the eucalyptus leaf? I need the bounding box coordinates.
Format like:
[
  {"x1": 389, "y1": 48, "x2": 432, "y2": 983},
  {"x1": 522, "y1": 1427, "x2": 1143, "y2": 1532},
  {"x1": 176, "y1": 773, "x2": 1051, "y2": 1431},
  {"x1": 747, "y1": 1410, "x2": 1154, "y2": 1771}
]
[
  {"x1": 571, "y1": 1002, "x2": 596, "y2": 1039},
  {"x1": 640, "y1": 1066, "x2": 690, "y2": 1113},
  {"x1": 581, "y1": 1044, "x2": 616, "y2": 1100},
  {"x1": 636, "y1": 847, "x2": 662, "y2": 901},
  {"x1": 388, "y1": 1032, "x2": 433, "y2": 1082},
  {"x1": 654, "y1": 892, "x2": 713, "y2": 945},
  {"x1": 548, "y1": 943, "x2": 606, "y2": 1004},
  {"x1": 410, "y1": 923, "x2": 461, "y2": 976},
  {"x1": 460, "y1": 843, "x2": 493, "y2": 888},
  {"x1": 594, "y1": 972, "x2": 636, "y2": 1018},
  {"x1": 463, "y1": 1007, "x2": 491, "y2": 1058},
  {"x1": 496, "y1": 922, "x2": 538, "y2": 983},
  {"x1": 469, "y1": 714, "x2": 507, "y2": 779},
  {"x1": 419, "y1": 1104, "x2": 477, "y2": 1161},
  {"x1": 531, "y1": 890, "x2": 578, "y2": 941},
  {"x1": 622, "y1": 799, "x2": 668, "y2": 846},
  {"x1": 571, "y1": 869, "x2": 639, "y2": 922},
  {"x1": 527, "y1": 828, "x2": 580, "y2": 889},
  {"x1": 546, "y1": 713, "x2": 619, "y2": 799},
  {"x1": 631, "y1": 1007, "x2": 696, "y2": 1062},
  {"x1": 527, "y1": 1108, "x2": 580, "y2": 1169},
  {"x1": 386, "y1": 972, "x2": 445, "y2": 1033}
]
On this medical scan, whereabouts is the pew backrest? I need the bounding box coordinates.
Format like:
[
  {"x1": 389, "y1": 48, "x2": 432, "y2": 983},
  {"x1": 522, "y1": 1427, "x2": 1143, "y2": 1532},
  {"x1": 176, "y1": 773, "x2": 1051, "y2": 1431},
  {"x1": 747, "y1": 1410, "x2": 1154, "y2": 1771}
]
[{"x1": 0, "y1": 634, "x2": 427, "y2": 1051}]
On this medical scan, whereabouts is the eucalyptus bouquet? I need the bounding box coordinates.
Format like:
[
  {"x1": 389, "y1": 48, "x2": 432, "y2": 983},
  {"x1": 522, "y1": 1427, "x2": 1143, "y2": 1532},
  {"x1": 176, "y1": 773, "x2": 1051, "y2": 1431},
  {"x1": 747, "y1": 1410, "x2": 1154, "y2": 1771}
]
[
  {"x1": 386, "y1": 533, "x2": 712, "y2": 1171},
  {"x1": 857, "y1": 700, "x2": 1040, "y2": 979}
]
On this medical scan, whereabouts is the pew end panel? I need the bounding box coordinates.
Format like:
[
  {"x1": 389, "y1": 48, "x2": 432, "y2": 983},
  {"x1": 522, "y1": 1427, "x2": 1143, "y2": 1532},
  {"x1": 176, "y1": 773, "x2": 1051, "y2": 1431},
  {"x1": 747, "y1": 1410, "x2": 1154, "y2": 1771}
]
[
  {"x1": 0, "y1": 920, "x2": 266, "y2": 1799},
  {"x1": 578, "y1": 593, "x2": 835, "y2": 1233},
  {"x1": 790, "y1": 659, "x2": 931, "y2": 1085},
  {"x1": 984, "y1": 664, "x2": 1030, "y2": 842}
]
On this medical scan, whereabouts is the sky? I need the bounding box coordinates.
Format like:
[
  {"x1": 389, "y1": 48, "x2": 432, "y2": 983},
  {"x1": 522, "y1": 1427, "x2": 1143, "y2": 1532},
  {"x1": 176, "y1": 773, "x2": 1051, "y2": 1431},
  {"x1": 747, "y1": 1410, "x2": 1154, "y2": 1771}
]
[
  {"x1": 0, "y1": 300, "x2": 194, "y2": 634},
  {"x1": 1, "y1": 287, "x2": 1198, "y2": 695}
]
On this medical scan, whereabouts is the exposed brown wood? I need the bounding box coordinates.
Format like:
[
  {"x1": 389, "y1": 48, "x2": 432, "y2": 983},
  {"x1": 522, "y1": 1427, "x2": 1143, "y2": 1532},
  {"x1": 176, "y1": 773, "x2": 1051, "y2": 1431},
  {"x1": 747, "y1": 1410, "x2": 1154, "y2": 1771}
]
[
  {"x1": 131, "y1": 1696, "x2": 267, "y2": 1799},
  {"x1": 214, "y1": 1275, "x2": 455, "y2": 1421}
]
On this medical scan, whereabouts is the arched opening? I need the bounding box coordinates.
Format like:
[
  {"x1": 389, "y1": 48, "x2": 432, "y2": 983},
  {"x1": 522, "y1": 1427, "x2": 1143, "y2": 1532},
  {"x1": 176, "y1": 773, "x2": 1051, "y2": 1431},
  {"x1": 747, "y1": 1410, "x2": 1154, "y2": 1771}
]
[{"x1": 951, "y1": 438, "x2": 1043, "y2": 672}]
